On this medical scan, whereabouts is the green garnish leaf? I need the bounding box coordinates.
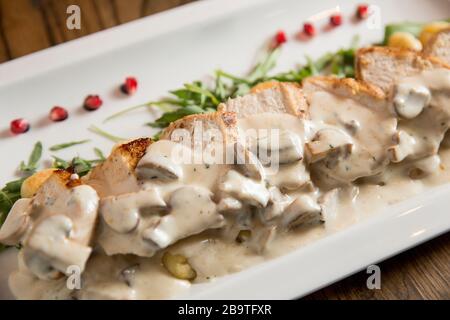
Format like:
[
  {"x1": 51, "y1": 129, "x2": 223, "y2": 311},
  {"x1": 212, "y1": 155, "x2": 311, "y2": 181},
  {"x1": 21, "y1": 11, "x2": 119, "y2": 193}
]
[
  {"x1": 52, "y1": 156, "x2": 70, "y2": 169},
  {"x1": 94, "y1": 148, "x2": 106, "y2": 161},
  {"x1": 3, "y1": 178, "x2": 25, "y2": 194},
  {"x1": 49, "y1": 140, "x2": 91, "y2": 152},
  {"x1": 51, "y1": 152, "x2": 105, "y2": 177},
  {"x1": 183, "y1": 83, "x2": 220, "y2": 106},
  {"x1": 19, "y1": 142, "x2": 42, "y2": 174},
  {"x1": 71, "y1": 157, "x2": 94, "y2": 177},
  {"x1": 152, "y1": 131, "x2": 162, "y2": 141},
  {"x1": 148, "y1": 105, "x2": 206, "y2": 128},
  {"x1": 103, "y1": 101, "x2": 167, "y2": 123},
  {"x1": 0, "y1": 191, "x2": 14, "y2": 218},
  {"x1": 89, "y1": 126, "x2": 126, "y2": 143},
  {"x1": 247, "y1": 47, "x2": 282, "y2": 83}
]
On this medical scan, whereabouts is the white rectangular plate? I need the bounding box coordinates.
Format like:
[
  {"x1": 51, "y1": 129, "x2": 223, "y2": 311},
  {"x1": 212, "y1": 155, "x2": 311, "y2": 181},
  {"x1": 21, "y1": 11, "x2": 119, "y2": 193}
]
[{"x1": 0, "y1": 0, "x2": 449, "y2": 300}]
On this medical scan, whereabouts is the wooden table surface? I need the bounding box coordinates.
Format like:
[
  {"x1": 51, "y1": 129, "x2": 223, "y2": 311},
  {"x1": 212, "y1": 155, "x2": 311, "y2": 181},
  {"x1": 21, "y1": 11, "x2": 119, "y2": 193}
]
[{"x1": 0, "y1": 0, "x2": 449, "y2": 300}]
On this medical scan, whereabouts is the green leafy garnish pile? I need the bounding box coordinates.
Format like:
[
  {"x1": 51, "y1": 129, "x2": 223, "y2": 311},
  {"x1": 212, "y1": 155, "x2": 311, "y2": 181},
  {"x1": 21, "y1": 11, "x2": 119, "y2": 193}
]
[
  {"x1": 104, "y1": 36, "x2": 360, "y2": 139},
  {"x1": 52, "y1": 148, "x2": 106, "y2": 177}
]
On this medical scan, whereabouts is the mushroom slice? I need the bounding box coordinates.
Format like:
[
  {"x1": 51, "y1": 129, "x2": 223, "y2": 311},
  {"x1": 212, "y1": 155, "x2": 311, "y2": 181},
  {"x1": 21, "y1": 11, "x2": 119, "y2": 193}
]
[
  {"x1": 0, "y1": 198, "x2": 31, "y2": 246},
  {"x1": 100, "y1": 189, "x2": 166, "y2": 234},
  {"x1": 217, "y1": 197, "x2": 243, "y2": 213},
  {"x1": 20, "y1": 248, "x2": 62, "y2": 281},
  {"x1": 393, "y1": 83, "x2": 431, "y2": 119},
  {"x1": 318, "y1": 189, "x2": 339, "y2": 222},
  {"x1": 219, "y1": 170, "x2": 270, "y2": 207},
  {"x1": 136, "y1": 153, "x2": 183, "y2": 181},
  {"x1": 408, "y1": 155, "x2": 441, "y2": 179},
  {"x1": 267, "y1": 161, "x2": 311, "y2": 191},
  {"x1": 388, "y1": 130, "x2": 417, "y2": 163},
  {"x1": 234, "y1": 143, "x2": 265, "y2": 181},
  {"x1": 257, "y1": 129, "x2": 303, "y2": 164},
  {"x1": 162, "y1": 252, "x2": 197, "y2": 281},
  {"x1": 305, "y1": 128, "x2": 353, "y2": 164},
  {"x1": 280, "y1": 195, "x2": 322, "y2": 228},
  {"x1": 23, "y1": 215, "x2": 92, "y2": 280},
  {"x1": 142, "y1": 186, "x2": 224, "y2": 249},
  {"x1": 260, "y1": 187, "x2": 292, "y2": 222}
]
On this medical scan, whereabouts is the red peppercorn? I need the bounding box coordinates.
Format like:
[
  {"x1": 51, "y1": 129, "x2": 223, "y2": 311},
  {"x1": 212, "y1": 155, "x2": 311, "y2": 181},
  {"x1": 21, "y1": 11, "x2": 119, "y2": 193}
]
[
  {"x1": 274, "y1": 30, "x2": 287, "y2": 46},
  {"x1": 356, "y1": 4, "x2": 369, "y2": 19},
  {"x1": 10, "y1": 118, "x2": 30, "y2": 134},
  {"x1": 303, "y1": 23, "x2": 315, "y2": 36},
  {"x1": 49, "y1": 106, "x2": 68, "y2": 122},
  {"x1": 120, "y1": 77, "x2": 138, "y2": 95},
  {"x1": 83, "y1": 95, "x2": 103, "y2": 111},
  {"x1": 330, "y1": 14, "x2": 343, "y2": 26}
]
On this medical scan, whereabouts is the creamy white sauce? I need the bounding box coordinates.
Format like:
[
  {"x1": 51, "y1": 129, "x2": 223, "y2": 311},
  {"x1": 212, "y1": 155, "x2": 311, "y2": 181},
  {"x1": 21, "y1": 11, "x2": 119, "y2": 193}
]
[
  {"x1": 0, "y1": 249, "x2": 17, "y2": 300},
  {"x1": 392, "y1": 69, "x2": 450, "y2": 160},
  {"x1": 2, "y1": 68, "x2": 450, "y2": 300}
]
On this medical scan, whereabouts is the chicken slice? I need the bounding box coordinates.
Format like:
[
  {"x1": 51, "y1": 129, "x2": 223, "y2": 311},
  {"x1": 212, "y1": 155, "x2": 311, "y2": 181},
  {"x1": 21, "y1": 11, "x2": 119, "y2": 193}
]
[
  {"x1": 302, "y1": 76, "x2": 397, "y2": 183},
  {"x1": 356, "y1": 46, "x2": 450, "y2": 163},
  {"x1": 423, "y1": 28, "x2": 450, "y2": 65},
  {"x1": 87, "y1": 138, "x2": 152, "y2": 197},
  {"x1": 0, "y1": 170, "x2": 99, "y2": 280}
]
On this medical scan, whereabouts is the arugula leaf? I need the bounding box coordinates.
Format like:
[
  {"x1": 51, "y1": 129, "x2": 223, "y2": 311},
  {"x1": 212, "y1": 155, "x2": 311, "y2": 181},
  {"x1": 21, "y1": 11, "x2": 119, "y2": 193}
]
[
  {"x1": 148, "y1": 105, "x2": 206, "y2": 128},
  {"x1": 72, "y1": 157, "x2": 95, "y2": 177},
  {"x1": 183, "y1": 83, "x2": 220, "y2": 106},
  {"x1": 50, "y1": 140, "x2": 90, "y2": 152},
  {"x1": 94, "y1": 148, "x2": 106, "y2": 161},
  {"x1": 272, "y1": 36, "x2": 358, "y2": 81},
  {"x1": 152, "y1": 131, "x2": 162, "y2": 141},
  {"x1": 19, "y1": 142, "x2": 43, "y2": 174},
  {"x1": 103, "y1": 100, "x2": 175, "y2": 123},
  {"x1": 52, "y1": 153, "x2": 105, "y2": 177},
  {"x1": 4, "y1": 179, "x2": 25, "y2": 196},
  {"x1": 0, "y1": 191, "x2": 14, "y2": 217},
  {"x1": 214, "y1": 73, "x2": 227, "y2": 101},
  {"x1": 247, "y1": 48, "x2": 282, "y2": 83},
  {"x1": 215, "y1": 70, "x2": 248, "y2": 84},
  {"x1": 89, "y1": 126, "x2": 126, "y2": 143},
  {"x1": 52, "y1": 156, "x2": 70, "y2": 169}
]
